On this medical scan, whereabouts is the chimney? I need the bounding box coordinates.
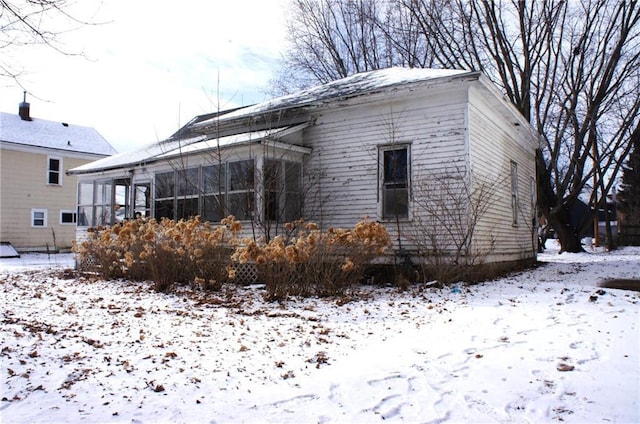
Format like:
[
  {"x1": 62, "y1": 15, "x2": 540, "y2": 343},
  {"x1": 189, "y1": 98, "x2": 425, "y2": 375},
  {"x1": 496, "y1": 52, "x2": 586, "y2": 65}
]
[{"x1": 19, "y1": 91, "x2": 31, "y2": 121}]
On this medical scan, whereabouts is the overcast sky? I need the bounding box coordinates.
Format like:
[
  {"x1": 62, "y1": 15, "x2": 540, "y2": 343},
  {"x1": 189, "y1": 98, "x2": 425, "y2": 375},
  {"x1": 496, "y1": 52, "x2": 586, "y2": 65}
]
[{"x1": 0, "y1": 0, "x2": 288, "y2": 153}]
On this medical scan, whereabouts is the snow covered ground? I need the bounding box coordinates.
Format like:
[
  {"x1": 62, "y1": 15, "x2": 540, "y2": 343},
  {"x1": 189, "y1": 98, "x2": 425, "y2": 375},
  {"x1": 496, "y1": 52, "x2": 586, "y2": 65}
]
[{"x1": 1, "y1": 241, "x2": 639, "y2": 423}]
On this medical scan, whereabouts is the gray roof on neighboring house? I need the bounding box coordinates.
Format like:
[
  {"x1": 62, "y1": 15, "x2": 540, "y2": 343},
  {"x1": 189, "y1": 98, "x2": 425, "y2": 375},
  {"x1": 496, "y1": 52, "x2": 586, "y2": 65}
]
[{"x1": 0, "y1": 112, "x2": 116, "y2": 156}]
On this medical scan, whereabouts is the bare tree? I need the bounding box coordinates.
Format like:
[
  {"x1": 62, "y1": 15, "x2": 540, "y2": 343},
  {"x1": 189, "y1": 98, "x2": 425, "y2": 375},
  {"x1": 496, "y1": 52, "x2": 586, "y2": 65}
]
[
  {"x1": 270, "y1": 0, "x2": 436, "y2": 95},
  {"x1": 1, "y1": 0, "x2": 101, "y2": 82},
  {"x1": 277, "y1": 0, "x2": 640, "y2": 253},
  {"x1": 397, "y1": 0, "x2": 640, "y2": 252}
]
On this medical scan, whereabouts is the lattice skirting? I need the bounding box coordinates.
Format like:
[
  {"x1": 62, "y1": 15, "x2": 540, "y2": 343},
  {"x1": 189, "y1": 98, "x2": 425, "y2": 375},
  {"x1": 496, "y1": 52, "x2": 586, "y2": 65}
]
[{"x1": 231, "y1": 262, "x2": 259, "y2": 285}]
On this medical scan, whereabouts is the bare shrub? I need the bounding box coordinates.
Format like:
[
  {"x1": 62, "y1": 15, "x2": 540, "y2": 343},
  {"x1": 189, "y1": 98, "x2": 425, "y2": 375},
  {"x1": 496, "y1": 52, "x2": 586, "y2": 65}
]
[
  {"x1": 408, "y1": 173, "x2": 501, "y2": 286},
  {"x1": 73, "y1": 216, "x2": 240, "y2": 292}
]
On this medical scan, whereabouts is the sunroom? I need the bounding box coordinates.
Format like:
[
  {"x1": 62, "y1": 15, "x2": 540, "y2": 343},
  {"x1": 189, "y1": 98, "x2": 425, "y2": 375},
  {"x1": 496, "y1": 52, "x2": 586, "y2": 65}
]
[{"x1": 68, "y1": 124, "x2": 311, "y2": 237}]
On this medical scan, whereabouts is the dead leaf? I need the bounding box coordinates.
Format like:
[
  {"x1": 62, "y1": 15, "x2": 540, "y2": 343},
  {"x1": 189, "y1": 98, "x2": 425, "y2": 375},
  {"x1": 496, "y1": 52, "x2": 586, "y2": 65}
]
[{"x1": 557, "y1": 363, "x2": 575, "y2": 372}]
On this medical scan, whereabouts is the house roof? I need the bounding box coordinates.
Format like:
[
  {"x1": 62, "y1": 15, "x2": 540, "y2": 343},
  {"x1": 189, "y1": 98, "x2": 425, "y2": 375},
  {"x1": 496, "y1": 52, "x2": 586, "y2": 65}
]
[
  {"x1": 192, "y1": 68, "x2": 474, "y2": 131},
  {"x1": 68, "y1": 123, "x2": 311, "y2": 175},
  {"x1": 69, "y1": 67, "x2": 534, "y2": 175},
  {"x1": 0, "y1": 112, "x2": 116, "y2": 156}
]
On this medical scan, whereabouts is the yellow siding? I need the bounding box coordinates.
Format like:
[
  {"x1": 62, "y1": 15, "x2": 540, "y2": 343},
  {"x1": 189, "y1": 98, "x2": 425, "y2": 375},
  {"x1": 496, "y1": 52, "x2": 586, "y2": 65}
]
[{"x1": 0, "y1": 148, "x2": 97, "y2": 251}]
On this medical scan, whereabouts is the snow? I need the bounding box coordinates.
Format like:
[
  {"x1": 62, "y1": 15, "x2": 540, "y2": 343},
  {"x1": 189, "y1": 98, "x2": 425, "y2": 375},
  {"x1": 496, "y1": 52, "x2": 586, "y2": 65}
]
[
  {"x1": 69, "y1": 123, "x2": 310, "y2": 175},
  {"x1": 193, "y1": 68, "x2": 472, "y2": 131},
  {"x1": 0, "y1": 112, "x2": 116, "y2": 156},
  {"x1": 1, "y1": 241, "x2": 639, "y2": 423}
]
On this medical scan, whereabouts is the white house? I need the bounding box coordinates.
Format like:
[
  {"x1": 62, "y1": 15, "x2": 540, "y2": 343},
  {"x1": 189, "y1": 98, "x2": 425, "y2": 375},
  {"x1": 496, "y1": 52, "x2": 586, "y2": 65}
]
[
  {"x1": 68, "y1": 68, "x2": 539, "y2": 272},
  {"x1": 0, "y1": 96, "x2": 116, "y2": 255}
]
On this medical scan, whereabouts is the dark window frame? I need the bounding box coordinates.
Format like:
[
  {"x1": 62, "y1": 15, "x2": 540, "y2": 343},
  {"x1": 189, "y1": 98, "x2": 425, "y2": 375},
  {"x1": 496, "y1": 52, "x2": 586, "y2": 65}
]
[{"x1": 380, "y1": 145, "x2": 411, "y2": 220}]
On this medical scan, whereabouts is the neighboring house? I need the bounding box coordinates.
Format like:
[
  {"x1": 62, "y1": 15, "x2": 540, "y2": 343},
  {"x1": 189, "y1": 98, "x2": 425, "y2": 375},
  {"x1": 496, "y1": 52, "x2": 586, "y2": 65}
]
[
  {"x1": 0, "y1": 96, "x2": 116, "y2": 254},
  {"x1": 69, "y1": 68, "x2": 539, "y2": 270}
]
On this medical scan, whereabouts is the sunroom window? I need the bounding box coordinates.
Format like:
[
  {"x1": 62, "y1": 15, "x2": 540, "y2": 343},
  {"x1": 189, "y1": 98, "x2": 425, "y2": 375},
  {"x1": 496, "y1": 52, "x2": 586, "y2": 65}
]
[
  {"x1": 154, "y1": 171, "x2": 175, "y2": 220},
  {"x1": 134, "y1": 183, "x2": 151, "y2": 218},
  {"x1": 77, "y1": 181, "x2": 94, "y2": 226},
  {"x1": 176, "y1": 168, "x2": 200, "y2": 220},
  {"x1": 227, "y1": 160, "x2": 255, "y2": 221},
  {"x1": 94, "y1": 180, "x2": 113, "y2": 226},
  {"x1": 202, "y1": 164, "x2": 226, "y2": 223},
  {"x1": 264, "y1": 159, "x2": 302, "y2": 222}
]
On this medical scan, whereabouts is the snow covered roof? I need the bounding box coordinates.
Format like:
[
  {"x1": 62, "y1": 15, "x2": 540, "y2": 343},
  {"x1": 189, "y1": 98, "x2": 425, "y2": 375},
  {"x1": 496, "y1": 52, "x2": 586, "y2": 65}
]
[
  {"x1": 193, "y1": 68, "x2": 475, "y2": 131},
  {"x1": 0, "y1": 112, "x2": 116, "y2": 156},
  {"x1": 68, "y1": 124, "x2": 310, "y2": 175},
  {"x1": 69, "y1": 68, "x2": 484, "y2": 175}
]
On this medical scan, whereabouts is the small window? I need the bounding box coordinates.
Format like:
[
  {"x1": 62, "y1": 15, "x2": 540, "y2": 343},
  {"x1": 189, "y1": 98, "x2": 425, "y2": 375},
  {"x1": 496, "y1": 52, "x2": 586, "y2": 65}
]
[
  {"x1": 48, "y1": 157, "x2": 62, "y2": 185},
  {"x1": 380, "y1": 146, "x2": 410, "y2": 219},
  {"x1": 511, "y1": 161, "x2": 519, "y2": 225},
  {"x1": 31, "y1": 209, "x2": 48, "y2": 227},
  {"x1": 60, "y1": 210, "x2": 77, "y2": 225}
]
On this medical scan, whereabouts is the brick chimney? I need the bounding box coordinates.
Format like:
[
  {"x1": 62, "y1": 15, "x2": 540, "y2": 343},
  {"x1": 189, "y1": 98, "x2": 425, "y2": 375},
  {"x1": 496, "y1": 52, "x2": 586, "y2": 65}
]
[{"x1": 19, "y1": 91, "x2": 31, "y2": 121}]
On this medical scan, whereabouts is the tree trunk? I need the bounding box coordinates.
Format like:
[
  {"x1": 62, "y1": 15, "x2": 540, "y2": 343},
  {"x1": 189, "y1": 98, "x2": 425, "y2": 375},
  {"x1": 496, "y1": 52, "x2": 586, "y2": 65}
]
[
  {"x1": 548, "y1": 206, "x2": 584, "y2": 253},
  {"x1": 536, "y1": 150, "x2": 584, "y2": 253}
]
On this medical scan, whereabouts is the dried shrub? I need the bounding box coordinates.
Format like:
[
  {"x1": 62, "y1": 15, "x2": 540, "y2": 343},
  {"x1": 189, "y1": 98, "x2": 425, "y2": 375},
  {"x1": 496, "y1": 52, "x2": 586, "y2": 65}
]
[
  {"x1": 233, "y1": 219, "x2": 391, "y2": 300},
  {"x1": 73, "y1": 216, "x2": 240, "y2": 292}
]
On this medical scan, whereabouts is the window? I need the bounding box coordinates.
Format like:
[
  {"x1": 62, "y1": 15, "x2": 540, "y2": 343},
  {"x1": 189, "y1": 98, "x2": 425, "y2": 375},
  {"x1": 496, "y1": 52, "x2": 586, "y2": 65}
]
[
  {"x1": 202, "y1": 165, "x2": 226, "y2": 223},
  {"x1": 381, "y1": 146, "x2": 410, "y2": 219},
  {"x1": 113, "y1": 179, "x2": 131, "y2": 223},
  {"x1": 176, "y1": 168, "x2": 200, "y2": 220},
  {"x1": 151, "y1": 159, "x2": 306, "y2": 223},
  {"x1": 154, "y1": 171, "x2": 175, "y2": 220},
  {"x1": 264, "y1": 160, "x2": 302, "y2": 222},
  {"x1": 48, "y1": 157, "x2": 62, "y2": 185},
  {"x1": 134, "y1": 182, "x2": 151, "y2": 218},
  {"x1": 227, "y1": 160, "x2": 255, "y2": 220},
  {"x1": 31, "y1": 209, "x2": 47, "y2": 227},
  {"x1": 60, "y1": 210, "x2": 77, "y2": 225},
  {"x1": 77, "y1": 181, "x2": 94, "y2": 226},
  {"x1": 94, "y1": 180, "x2": 113, "y2": 226},
  {"x1": 511, "y1": 161, "x2": 519, "y2": 225}
]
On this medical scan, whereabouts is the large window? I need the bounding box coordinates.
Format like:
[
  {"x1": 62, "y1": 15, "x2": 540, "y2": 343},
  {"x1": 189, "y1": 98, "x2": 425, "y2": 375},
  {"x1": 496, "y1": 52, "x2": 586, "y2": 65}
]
[
  {"x1": 149, "y1": 159, "x2": 304, "y2": 223},
  {"x1": 154, "y1": 161, "x2": 255, "y2": 222},
  {"x1": 381, "y1": 146, "x2": 410, "y2": 219},
  {"x1": 77, "y1": 178, "x2": 131, "y2": 227},
  {"x1": 47, "y1": 157, "x2": 61, "y2": 185}
]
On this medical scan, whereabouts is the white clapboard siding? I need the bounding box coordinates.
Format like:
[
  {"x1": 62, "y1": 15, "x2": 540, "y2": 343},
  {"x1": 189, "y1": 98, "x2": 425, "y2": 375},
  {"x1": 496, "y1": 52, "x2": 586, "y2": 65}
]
[
  {"x1": 467, "y1": 85, "x2": 538, "y2": 263},
  {"x1": 303, "y1": 82, "x2": 470, "y2": 236}
]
